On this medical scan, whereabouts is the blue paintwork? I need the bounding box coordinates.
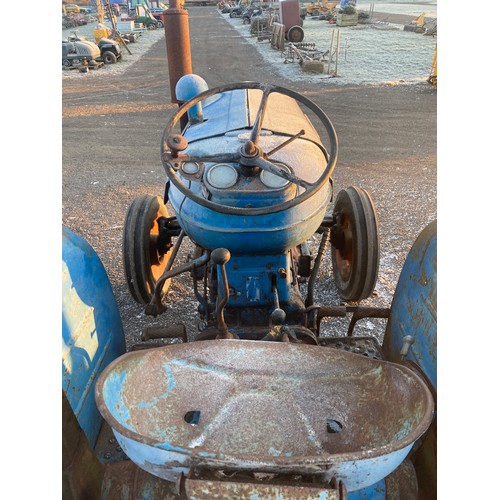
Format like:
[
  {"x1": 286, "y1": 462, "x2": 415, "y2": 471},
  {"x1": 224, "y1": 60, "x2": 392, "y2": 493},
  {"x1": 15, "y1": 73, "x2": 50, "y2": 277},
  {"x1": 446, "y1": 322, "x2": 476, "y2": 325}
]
[
  {"x1": 348, "y1": 480, "x2": 386, "y2": 499},
  {"x1": 62, "y1": 226, "x2": 126, "y2": 447},
  {"x1": 175, "y1": 74, "x2": 209, "y2": 124},
  {"x1": 170, "y1": 168, "x2": 331, "y2": 255},
  {"x1": 382, "y1": 220, "x2": 437, "y2": 498},
  {"x1": 182, "y1": 89, "x2": 249, "y2": 143},
  {"x1": 107, "y1": 420, "x2": 412, "y2": 492},
  {"x1": 382, "y1": 220, "x2": 437, "y2": 389},
  {"x1": 169, "y1": 86, "x2": 332, "y2": 256},
  {"x1": 225, "y1": 254, "x2": 291, "y2": 307}
]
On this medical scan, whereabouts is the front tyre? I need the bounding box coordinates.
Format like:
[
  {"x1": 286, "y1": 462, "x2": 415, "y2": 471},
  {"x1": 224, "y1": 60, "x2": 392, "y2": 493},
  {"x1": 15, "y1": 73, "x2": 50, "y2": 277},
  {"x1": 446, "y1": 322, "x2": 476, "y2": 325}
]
[
  {"x1": 102, "y1": 51, "x2": 117, "y2": 64},
  {"x1": 331, "y1": 186, "x2": 379, "y2": 301},
  {"x1": 123, "y1": 195, "x2": 173, "y2": 304}
]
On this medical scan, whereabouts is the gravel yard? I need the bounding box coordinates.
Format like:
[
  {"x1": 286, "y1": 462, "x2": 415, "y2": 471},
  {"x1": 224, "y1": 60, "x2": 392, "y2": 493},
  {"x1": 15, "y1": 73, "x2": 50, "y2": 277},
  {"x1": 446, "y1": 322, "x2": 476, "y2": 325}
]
[{"x1": 221, "y1": 10, "x2": 436, "y2": 86}]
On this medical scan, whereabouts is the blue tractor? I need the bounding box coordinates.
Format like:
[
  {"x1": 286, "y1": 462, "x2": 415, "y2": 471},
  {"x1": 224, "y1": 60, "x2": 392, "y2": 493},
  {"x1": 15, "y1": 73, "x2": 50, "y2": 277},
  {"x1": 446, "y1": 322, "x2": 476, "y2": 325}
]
[
  {"x1": 123, "y1": 79, "x2": 380, "y2": 327},
  {"x1": 63, "y1": 75, "x2": 437, "y2": 498}
]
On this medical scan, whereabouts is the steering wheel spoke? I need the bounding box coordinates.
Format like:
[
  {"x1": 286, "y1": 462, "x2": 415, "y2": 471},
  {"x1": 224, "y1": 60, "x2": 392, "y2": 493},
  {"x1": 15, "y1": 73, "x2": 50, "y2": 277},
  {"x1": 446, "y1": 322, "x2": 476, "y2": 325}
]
[
  {"x1": 254, "y1": 157, "x2": 312, "y2": 190},
  {"x1": 264, "y1": 129, "x2": 306, "y2": 159},
  {"x1": 249, "y1": 85, "x2": 272, "y2": 145}
]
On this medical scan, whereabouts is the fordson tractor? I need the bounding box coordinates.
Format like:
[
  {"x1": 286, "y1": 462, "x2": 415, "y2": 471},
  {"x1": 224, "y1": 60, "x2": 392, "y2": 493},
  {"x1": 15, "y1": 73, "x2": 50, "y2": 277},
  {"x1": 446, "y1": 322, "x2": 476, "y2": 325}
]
[
  {"x1": 63, "y1": 77, "x2": 437, "y2": 499},
  {"x1": 63, "y1": 4, "x2": 436, "y2": 498}
]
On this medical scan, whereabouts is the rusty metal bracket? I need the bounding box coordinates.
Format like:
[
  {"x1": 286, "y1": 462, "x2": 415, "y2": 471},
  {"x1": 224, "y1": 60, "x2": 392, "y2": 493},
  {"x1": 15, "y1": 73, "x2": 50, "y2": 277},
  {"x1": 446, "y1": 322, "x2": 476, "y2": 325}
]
[
  {"x1": 178, "y1": 470, "x2": 346, "y2": 500},
  {"x1": 314, "y1": 305, "x2": 391, "y2": 336}
]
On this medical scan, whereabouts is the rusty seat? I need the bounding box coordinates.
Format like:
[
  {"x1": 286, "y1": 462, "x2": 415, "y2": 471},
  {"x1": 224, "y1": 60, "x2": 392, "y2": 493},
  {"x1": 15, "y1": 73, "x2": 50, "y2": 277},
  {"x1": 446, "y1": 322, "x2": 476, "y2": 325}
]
[{"x1": 95, "y1": 340, "x2": 433, "y2": 492}]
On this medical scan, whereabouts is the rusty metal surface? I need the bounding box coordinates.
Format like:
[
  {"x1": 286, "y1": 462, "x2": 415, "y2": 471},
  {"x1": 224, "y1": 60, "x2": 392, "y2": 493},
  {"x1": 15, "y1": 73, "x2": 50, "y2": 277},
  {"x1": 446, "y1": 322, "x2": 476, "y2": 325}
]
[
  {"x1": 318, "y1": 336, "x2": 384, "y2": 360},
  {"x1": 94, "y1": 420, "x2": 129, "y2": 464},
  {"x1": 315, "y1": 305, "x2": 391, "y2": 337},
  {"x1": 164, "y1": 0, "x2": 192, "y2": 104},
  {"x1": 62, "y1": 391, "x2": 104, "y2": 499},
  {"x1": 183, "y1": 473, "x2": 342, "y2": 499},
  {"x1": 102, "y1": 460, "x2": 178, "y2": 500},
  {"x1": 384, "y1": 458, "x2": 419, "y2": 499},
  {"x1": 96, "y1": 340, "x2": 433, "y2": 491}
]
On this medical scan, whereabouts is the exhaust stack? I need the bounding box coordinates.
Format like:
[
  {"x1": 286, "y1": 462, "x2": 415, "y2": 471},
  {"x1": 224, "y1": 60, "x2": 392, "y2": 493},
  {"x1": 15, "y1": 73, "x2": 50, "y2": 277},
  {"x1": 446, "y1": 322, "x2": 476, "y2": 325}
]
[{"x1": 164, "y1": 0, "x2": 193, "y2": 104}]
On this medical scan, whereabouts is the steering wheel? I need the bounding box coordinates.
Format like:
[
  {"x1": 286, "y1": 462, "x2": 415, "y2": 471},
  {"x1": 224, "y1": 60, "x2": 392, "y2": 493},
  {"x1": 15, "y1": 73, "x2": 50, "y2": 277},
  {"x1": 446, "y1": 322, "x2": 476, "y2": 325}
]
[{"x1": 161, "y1": 82, "x2": 338, "y2": 216}]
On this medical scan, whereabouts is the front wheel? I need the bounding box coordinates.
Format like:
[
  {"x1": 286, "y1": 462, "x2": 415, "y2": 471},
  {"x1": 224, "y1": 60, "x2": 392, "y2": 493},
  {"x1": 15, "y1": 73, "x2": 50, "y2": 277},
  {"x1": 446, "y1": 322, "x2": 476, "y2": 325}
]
[
  {"x1": 330, "y1": 186, "x2": 379, "y2": 301},
  {"x1": 123, "y1": 195, "x2": 173, "y2": 304},
  {"x1": 102, "y1": 51, "x2": 117, "y2": 64}
]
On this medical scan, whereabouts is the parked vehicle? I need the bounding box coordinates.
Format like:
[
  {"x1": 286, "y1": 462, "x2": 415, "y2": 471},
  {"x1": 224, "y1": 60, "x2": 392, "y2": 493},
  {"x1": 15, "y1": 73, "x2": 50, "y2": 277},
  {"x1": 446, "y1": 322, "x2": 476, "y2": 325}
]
[
  {"x1": 62, "y1": 9, "x2": 437, "y2": 498},
  {"x1": 130, "y1": 4, "x2": 163, "y2": 28},
  {"x1": 229, "y1": 0, "x2": 260, "y2": 17},
  {"x1": 306, "y1": 0, "x2": 338, "y2": 16},
  {"x1": 62, "y1": 37, "x2": 100, "y2": 67},
  {"x1": 63, "y1": 32, "x2": 122, "y2": 67},
  {"x1": 242, "y1": 3, "x2": 262, "y2": 24}
]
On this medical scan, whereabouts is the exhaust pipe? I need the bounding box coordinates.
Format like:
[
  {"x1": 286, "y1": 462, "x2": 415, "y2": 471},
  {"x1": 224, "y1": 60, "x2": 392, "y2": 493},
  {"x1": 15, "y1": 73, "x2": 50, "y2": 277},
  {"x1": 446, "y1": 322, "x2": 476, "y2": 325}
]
[{"x1": 164, "y1": 0, "x2": 193, "y2": 104}]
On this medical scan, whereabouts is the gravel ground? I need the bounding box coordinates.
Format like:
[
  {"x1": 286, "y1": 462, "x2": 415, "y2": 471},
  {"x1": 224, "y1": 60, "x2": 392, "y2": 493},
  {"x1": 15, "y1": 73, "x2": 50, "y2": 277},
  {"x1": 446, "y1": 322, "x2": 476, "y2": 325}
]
[{"x1": 222, "y1": 10, "x2": 436, "y2": 86}]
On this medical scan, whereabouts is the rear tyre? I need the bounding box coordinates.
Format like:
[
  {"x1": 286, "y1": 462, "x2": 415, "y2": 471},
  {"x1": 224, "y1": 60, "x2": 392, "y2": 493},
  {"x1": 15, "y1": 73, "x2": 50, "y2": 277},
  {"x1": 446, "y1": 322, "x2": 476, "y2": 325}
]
[
  {"x1": 123, "y1": 195, "x2": 173, "y2": 304},
  {"x1": 156, "y1": 20, "x2": 164, "y2": 28},
  {"x1": 63, "y1": 59, "x2": 71, "y2": 67},
  {"x1": 102, "y1": 51, "x2": 117, "y2": 64},
  {"x1": 331, "y1": 186, "x2": 379, "y2": 301}
]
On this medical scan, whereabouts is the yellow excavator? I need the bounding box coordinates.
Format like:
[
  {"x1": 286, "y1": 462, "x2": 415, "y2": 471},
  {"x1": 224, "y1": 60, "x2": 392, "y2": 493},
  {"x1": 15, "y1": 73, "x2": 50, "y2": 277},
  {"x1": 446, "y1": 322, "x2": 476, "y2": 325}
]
[
  {"x1": 92, "y1": 0, "x2": 110, "y2": 42},
  {"x1": 91, "y1": 0, "x2": 132, "y2": 54},
  {"x1": 404, "y1": 12, "x2": 426, "y2": 33}
]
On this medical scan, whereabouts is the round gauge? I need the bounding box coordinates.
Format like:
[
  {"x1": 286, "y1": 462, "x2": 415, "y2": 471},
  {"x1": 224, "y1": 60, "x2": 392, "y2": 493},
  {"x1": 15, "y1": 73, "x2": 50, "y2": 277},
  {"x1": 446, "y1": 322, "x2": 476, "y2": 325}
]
[
  {"x1": 181, "y1": 162, "x2": 200, "y2": 175},
  {"x1": 260, "y1": 164, "x2": 292, "y2": 189},
  {"x1": 206, "y1": 164, "x2": 239, "y2": 189}
]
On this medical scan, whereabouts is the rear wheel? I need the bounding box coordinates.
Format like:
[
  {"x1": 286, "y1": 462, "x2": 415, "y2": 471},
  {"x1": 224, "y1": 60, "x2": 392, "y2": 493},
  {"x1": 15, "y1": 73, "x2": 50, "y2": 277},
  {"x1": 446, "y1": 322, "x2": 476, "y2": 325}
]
[
  {"x1": 123, "y1": 195, "x2": 173, "y2": 304},
  {"x1": 156, "y1": 20, "x2": 164, "y2": 28},
  {"x1": 102, "y1": 51, "x2": 117, "y2": 64},
  {"x1": 63, "y1": 59, "x2": 71, "y2": 67},
  {"x1": 330, "y1": 186, "x2": 379, "y2": 301}
]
